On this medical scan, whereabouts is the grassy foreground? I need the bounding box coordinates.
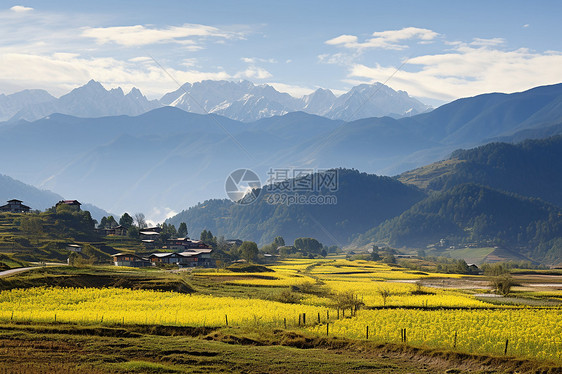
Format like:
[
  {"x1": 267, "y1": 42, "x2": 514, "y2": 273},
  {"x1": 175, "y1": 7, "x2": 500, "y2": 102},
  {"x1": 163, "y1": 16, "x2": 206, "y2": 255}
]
[{"x1": 1, "y1": 322, "x2": 561, "y2": 374}]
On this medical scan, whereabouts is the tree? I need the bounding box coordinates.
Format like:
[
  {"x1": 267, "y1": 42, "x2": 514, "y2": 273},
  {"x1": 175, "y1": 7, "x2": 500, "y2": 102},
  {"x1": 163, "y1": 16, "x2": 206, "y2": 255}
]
[
  {"x1": 239, "y1": 241, "x2": 259, "y2": 263},
  {"x1": 68, "y1": 252, "x2": 78, "y2": 266},
  {"x1": 491, "y1": 274, "x2": 514, "y2": 296},
  {"x1": 119, "y1": 213, "x2": 134, "y2": 228},
  {"x1": 105, "y1": 215, "x2": 117, "y2": 228},
  {"x1": 370, "y1": 245, "x2": 381, "y2": 261},
  {"x1": 378, "y1": 288, "x2": 391, "y2": 306},
  {"x1": 99, "y1": 216, "x2": 108, "y2": 229},
  {"x1": 134, "y1": 213, "x2": 147, "y2": 229},
  {"x1": 177, "y1": 222, "x2": 188, "y2": 238},
  {"x1": 127, "y1": 226, "x2": 139, "y2": 238},
  {"x1": 159, "y1": 223, "x2": 177, "y2": 242},
  {"x1": 200, "y1": 229, "x2": 214, "y2": 243},
  {"x1": 382, "y1": 254, "x2": 396, "y2": 264},
  {"x1": 273, "y1": 236, "x2": 285, "y2": 248},
  {"x1": 98, "y1": 214, "x2": 117, "y2": 229},
  {"x1": 294, "y1": 237, "x2": 323, "y2": 254},
  {"x1": 20, "y1": 216, "x2": 43, "y2": 244}
]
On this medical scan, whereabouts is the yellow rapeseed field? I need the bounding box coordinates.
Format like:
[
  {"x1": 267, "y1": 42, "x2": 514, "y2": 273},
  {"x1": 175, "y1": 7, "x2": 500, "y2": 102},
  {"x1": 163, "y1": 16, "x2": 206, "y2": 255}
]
[
  {"x1": 308, "y1": 307, "x2": 562, "y2": 363},
  {"x1": 0, "y1": 287, "x2": 329, "y2": 327}
]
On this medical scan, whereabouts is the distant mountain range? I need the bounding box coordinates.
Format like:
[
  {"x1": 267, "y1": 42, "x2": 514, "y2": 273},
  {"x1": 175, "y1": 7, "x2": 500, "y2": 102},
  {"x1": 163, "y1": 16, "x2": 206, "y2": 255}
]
[
  {"x1": 160, "y1": 80, "x2": 431, "y2": 121},
  {"x1": 2, "y1": 79, "x2": 430, "y2": 122},
  {"x1": 1, "y1": 83, "x2": 562, "y2": 223},
  {"x1": 7, "y1": 81, "x2": 160, "y2": 122}
]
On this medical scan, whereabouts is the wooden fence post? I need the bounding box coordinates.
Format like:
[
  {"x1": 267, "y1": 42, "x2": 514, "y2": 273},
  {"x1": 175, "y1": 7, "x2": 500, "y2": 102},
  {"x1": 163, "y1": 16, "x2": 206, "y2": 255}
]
[
  {"x1": 225, "y1": 314, "x2": 228, "y2": 326},
  {"x1": 366, "y1": 326, "x2": 369, "y2": 340},
  {"x1": 504, "y1": 339, "x2": 509, "y2": 355},
  {"x1": 326, "y1": 323, "x2": 329, "y2": 336},
  {"x1": 454, "y1": 331, "x2": 457, "y2": 348}
]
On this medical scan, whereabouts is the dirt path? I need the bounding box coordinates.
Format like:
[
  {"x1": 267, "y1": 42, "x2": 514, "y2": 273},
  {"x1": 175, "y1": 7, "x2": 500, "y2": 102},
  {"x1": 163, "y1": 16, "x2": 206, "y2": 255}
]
[{"x1": 0, "y1": 266, "x2": 36, "y2": 278}]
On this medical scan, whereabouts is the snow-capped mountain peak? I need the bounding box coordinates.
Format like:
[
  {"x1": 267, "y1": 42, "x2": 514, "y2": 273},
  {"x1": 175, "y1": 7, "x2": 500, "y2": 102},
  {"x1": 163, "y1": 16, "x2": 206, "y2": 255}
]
[{"x1": 2, "y1": 79, "x2": 431, "y2": 122}]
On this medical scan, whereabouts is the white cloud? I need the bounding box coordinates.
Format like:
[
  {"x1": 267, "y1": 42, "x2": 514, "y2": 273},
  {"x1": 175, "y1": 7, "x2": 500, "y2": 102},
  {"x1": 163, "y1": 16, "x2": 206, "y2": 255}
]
[
  {"x1": 128, "y1": 56, "x2": 152, "y2": 63},
  {"x1": 82, "y1": 23, "x2": 240, "y2": 47},
  {"x1": 147, "y1": 207, "x2": 178, "y2": 225},
  {"x1": 10, "y1": 5, "x2": 33, "y2": 13},
  {"x1": 235, "y1": 66, "x2": 272, "y2": 80},
  {"x1": 0, "y1": 52, "x2": 236, "y2": 98},
  {"x1": 241, "y1": 57, "x2": 277, "y2": 64},
  {"x1": 325, "y1": 27, "x2": 439, "y2": 51},
  {"x1": 347, "y1": 45, "x2": 562, "y2": 101},
  {"x1": 470, "y1": 37, "x2": 505, "y2": 47},
  {"x1": 318, "y1": 52, "x2": 357, "y2": 66},
  {"x1": 523, "y1": 24, "x2": 530, "y2": 28},
  {"x1": 325, "y1": 34, "x2": 358, "y2": 46}
]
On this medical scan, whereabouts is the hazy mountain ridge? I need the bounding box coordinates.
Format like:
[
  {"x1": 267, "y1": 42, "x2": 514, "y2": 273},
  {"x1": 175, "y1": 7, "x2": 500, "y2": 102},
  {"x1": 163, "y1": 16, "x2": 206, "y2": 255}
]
[
  {"x1": 0, "y1": 89, "x2": 56, "y2": 121},
  {"x1": 10, "y1": 80, "x2": 160, "y2": 122},
  {"x1": 0, "y1": 174, "x2": 109, "y2": 221}
]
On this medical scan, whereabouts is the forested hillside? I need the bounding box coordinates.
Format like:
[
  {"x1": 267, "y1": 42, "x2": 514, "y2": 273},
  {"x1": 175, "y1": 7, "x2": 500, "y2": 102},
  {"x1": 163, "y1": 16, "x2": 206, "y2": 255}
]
[
  {"x1": 354, "y1": 184, "x2": 562, "y2": 263},
  {"x1": 398, "y1": 136, "x2": 562, "y2": 207},
  {"x1": 166, "y1": 169, "x2": 426, "y2": 245}
]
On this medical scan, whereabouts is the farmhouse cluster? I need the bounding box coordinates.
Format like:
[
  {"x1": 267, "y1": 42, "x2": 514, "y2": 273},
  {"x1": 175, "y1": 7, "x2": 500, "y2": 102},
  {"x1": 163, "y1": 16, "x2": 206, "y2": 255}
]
[
  {"x1": 112, "y1": 233, "x2": 215, "y2": 268},
  {"x1": 0, "y1": 198, "x2": 217, "y2": 268}
]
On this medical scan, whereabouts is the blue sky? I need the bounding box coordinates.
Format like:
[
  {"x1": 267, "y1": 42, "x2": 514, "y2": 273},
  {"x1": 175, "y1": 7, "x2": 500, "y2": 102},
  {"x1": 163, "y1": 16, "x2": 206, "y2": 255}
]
[{"x1": 2, "y1": 0, "x2": 562, "y2": 105}]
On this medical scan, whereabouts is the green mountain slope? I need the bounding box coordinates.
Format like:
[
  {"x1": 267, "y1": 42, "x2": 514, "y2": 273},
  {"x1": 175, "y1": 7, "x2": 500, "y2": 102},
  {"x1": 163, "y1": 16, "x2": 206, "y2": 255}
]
[
  {"x1": 166, "y1": 169, "x2": 426, "y2": 246},
  {"x1": 398, "y1": 135, "x2": 562, "y2": 207},
  {"x1": 354, "y1": 184, "x2": 562, "y2": 264}
]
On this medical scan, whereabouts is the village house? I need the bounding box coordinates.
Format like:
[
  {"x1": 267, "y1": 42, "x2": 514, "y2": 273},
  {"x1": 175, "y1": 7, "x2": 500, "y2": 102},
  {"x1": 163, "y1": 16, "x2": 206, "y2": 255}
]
[
  {"x1": 226, "y1": 239, "x2": 243, "y2": 247},
  {"x1": 148, "y1": 249, "x2": 215, "y2": 268},
  {"x1": 56, "y1": 200, "x2": 81, "y2": 211},
  {"x1": 139, "y1": 230, "x2": 160, "y2": 241},
  {"x1": 66, "y1": 244, "x2": 82, "y2": 253},
  {"x1": 166, "y1": 237, "x2": 211, "y2": 251},
  {"x1": 95, "y1": 225, "x2": 127, "y2": 236},
  {"x1": 112, "y1": 253, "x2": 151, "y2": 267},
  {"x1": 113, "y1": 225, "x2": 127, "y2": 236},
  {"x1": 0, "y1": 199, "x2": 31, "y2": 213}
]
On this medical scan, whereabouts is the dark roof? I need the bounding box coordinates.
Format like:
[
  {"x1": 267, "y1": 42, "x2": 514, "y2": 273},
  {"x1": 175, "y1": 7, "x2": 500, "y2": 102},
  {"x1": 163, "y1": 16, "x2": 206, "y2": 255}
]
[
  {"x1": 113, "y1": 252, "x2": 146, "y2": 260},
  {"x1": 57, "y1": 200, "x2": 81, "y2": 205},
  {"x1": 7, "y1": 199, "x2": 22, "y2": 203}
]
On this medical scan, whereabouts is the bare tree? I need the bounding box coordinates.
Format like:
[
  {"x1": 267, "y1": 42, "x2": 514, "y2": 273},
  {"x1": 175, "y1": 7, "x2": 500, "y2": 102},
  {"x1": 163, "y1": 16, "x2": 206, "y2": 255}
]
[
  {"x1": 134, "y1": 213, "x2": 147, "y2": 229},
  {"x1": 378, "y1": 288, "x2": 391, "y2": 306}
]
